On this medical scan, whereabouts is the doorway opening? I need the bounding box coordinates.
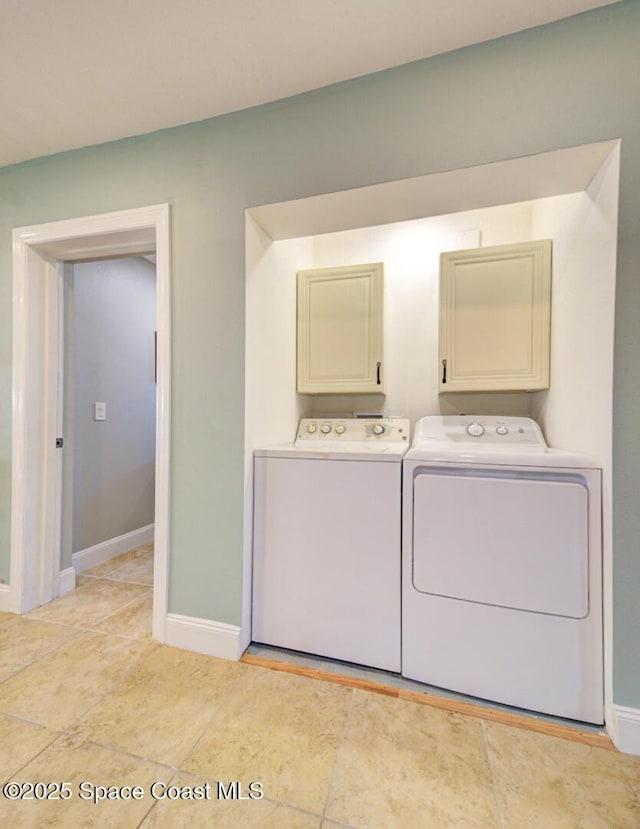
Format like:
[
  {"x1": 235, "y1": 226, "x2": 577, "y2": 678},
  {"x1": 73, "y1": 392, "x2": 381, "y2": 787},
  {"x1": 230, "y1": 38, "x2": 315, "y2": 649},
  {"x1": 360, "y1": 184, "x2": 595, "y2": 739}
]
[
  {"x1": 10, "y1": 205, "x2": 171, "y2": 643},
  {"x1": 64, "y1": 255, "x2": 156, "y2": 588}
]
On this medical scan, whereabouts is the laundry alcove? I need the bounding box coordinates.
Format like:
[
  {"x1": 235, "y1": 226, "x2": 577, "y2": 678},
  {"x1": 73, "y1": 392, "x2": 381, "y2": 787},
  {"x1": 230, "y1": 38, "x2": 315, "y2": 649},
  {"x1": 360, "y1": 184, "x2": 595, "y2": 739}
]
[{"x1": 242, "y1": 140, "x2": 619, "y2": 718}]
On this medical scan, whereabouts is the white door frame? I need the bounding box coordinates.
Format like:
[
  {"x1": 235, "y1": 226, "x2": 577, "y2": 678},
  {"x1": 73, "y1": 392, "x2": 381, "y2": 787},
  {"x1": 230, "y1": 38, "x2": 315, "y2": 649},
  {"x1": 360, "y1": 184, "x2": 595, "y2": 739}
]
[{"x1": 11, "y1": 204, "x2": 171, "y2": 642}]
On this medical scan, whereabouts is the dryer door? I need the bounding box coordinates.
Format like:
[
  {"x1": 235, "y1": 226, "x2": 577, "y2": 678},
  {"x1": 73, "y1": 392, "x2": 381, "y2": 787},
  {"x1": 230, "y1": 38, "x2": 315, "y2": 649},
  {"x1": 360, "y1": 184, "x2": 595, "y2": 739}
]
[{"x1": 412, "y1": 469, "x2": 589, "y2": 618}]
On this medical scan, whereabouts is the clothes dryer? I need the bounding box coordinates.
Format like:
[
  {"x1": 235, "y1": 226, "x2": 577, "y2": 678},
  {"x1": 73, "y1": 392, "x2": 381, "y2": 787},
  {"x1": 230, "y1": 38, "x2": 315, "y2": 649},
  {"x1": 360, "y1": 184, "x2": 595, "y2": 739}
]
[
  {"x1": 402, "y1": 415, "x2": 603, "y2": 723},
  {"x1": 253, "y1": 417, "x2": 410, "y2": 671}
]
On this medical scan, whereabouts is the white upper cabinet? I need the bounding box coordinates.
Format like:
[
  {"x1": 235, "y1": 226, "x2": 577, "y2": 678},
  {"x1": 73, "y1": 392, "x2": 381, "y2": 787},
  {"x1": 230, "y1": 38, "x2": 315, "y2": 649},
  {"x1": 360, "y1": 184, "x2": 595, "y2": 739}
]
[
  {"x1": 297, "y1": 262, "x2": 384, "y2": 394},
  {"x1": 439, "y1": 240, "x2": 552, "y2": 392}
]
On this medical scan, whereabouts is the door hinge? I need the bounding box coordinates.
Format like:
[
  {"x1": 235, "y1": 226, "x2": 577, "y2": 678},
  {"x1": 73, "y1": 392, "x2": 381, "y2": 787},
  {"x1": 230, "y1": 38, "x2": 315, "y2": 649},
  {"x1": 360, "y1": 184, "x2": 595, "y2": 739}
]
[{"x1": 55, "y1": 438, "x2": 64, "y2": 448}]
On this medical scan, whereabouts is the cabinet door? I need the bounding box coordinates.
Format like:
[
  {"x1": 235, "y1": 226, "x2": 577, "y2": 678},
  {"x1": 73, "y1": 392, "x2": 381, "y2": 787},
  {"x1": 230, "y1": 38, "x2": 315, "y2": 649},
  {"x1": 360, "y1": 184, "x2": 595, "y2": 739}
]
[
  {"x1": 439, "y1": 240, "x2": 551, "y2": 392},
  {"x1": 297, "y1": 263, "x2": 384, "y2": 394}
]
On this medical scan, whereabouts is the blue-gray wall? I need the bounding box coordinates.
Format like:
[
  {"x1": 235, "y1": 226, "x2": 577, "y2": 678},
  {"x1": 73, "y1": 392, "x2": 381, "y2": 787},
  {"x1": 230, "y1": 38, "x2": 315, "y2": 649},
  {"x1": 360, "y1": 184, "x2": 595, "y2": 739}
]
[
  {"x1": 0, "y1": 1, "x2": 638, "y2": 704},
  {"x1": 69, "y1": 258, "x2": 156, "y2": 557}
]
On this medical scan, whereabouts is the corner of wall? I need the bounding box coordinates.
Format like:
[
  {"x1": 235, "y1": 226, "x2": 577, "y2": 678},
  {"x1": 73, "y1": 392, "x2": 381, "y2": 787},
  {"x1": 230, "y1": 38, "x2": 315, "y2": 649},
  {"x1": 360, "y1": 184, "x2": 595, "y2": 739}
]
[
  {"x1": 611, "y1": 705, "x2": 640, "y2": 757},
  {"x1": 164, "y1": 613, "x2": 244, "y2": 661}
]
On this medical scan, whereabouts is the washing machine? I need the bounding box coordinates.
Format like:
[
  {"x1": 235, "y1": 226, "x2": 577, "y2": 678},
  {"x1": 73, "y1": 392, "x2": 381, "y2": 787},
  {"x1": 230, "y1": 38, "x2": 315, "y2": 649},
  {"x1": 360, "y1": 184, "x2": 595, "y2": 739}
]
[
  {"x1": 402, "y1": 415, "x2": 603, "y2": 723},
  {"x1": 252, "y1": 416, "x2": 410, "y2": 671}
]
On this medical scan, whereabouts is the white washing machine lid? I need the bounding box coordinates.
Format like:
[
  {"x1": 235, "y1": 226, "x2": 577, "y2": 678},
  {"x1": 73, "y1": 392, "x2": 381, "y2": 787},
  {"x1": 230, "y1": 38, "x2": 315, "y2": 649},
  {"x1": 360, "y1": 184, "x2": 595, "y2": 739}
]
[
  {"x1": 406, "y1": 415, "x2": 599, "y2": 468},
  {"x1": 255, "y1": 442, "x2": 409, "y2": 461}
]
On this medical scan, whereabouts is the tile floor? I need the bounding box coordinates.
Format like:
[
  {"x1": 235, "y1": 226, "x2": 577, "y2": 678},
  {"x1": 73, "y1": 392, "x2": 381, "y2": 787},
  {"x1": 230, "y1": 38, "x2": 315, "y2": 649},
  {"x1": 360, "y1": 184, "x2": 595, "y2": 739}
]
[{"x1": 0, "y1": 544, "x2": 639, "y2": 828}]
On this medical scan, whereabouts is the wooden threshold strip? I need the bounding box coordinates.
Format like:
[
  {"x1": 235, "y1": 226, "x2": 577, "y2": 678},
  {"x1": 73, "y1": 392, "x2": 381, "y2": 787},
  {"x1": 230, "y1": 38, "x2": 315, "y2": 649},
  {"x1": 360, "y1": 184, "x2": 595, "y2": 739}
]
[{"x1": 240, "y1": 652, "x2": 615, "y2": 752}]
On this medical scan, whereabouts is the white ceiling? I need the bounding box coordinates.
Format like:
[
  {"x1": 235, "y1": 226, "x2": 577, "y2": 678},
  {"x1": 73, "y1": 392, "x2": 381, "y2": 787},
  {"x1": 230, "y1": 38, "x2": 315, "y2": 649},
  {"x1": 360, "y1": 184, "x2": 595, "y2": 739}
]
[{"x1": 0, "y1": 0, "x2": 620, "y2": 169}]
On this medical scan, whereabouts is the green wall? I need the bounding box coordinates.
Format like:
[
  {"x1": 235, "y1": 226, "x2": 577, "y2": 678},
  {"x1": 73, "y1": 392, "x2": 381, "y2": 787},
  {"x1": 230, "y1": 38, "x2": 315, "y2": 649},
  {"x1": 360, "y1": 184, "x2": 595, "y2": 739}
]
[{"x1": 1, "y1": 1, "x2": 639, "y2": 704}]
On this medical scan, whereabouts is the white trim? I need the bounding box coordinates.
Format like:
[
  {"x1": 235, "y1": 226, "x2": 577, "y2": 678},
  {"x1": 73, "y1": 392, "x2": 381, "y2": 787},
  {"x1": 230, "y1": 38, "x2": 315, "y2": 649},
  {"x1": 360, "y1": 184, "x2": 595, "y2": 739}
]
[
  {"x1": 72, "y1": 524, "x2": 154, "y2": 572},
  {"x1": 0, "y1": 584, "x2": 12, "y2": 613},
  {"x1": 58, "y1": 567, "x2": 76, "y2": 596},
  {"x1": 164, "y1": 613, "x2": 244, "y2": 661},
  {"x1": 41, "y1": 261, "x2": 64, "y2": 606},
  {"x1": 240, "y1": 618, "x2": 252, "y2": 654},
  {"x1": 611, "y1": 705, "x2": 640, "y2": 756},
  {"x1": 11, "y1": 205, "x2": 171, "y2": 636},
  {"x1": 10, "y1": 237, "x2": 36, "y2": 612},
  {"x1": 152, "y1": 204, "x2": 171, "y2": 644}
]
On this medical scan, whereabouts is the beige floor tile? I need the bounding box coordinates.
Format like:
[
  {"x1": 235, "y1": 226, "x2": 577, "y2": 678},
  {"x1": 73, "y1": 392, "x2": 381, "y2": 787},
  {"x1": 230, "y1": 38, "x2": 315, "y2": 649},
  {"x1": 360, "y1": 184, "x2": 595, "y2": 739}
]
[
  {"x1": 140, "y1": 772, "x2": 321, "y2": 828},
  {"x1": 0, "y1": 733, "x2": 172, "y2": 829},
  {"x1": 76, "y1": 573, "x2": 99, "y2": 587},
  {"x1": 183, "y1": 667, "x2": 352, "y2": 815},
  {"x1": 325, "y1": 690, "x2": 499, "y2": 829},
  {"x1": 0, "y1": 631, "x2": 155, "y2": 730},
  {"x1": 27, "y1": 578, "x2": 150, "y2": 627},
  {"x1": 71, "y1": 645, "x2": 248, "y2": 767},
  {"x1": 0, "y1": 611, "x2": 16, "y2": 626},
  {"x1": 86, "y1": 548, "x2": 153, "y2": 585},
  {"x1": 0, "y1": 616, "x2": 80, "y2": 681},
  {"x1": 0, "y1": 714, "x2": 58, "y2": 779},
  {"x1": 93, "y1": 592, "x2": 153, "y2": 640},
  {"x1": 484, "y1": 721, "x2": 640, "y2": 829},
  {"x1": 101, "y1": 555, "x2": 153, "y2": 586}
]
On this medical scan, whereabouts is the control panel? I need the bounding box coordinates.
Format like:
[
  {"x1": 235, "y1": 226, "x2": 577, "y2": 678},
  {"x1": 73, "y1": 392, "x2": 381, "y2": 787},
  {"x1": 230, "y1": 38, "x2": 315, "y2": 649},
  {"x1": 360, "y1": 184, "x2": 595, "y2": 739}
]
[
  {"x1": 296, "y1": 417, "x2": 410, "y2": 444},
  {"x1": 413, "y1": 416, "x2": 547, "y2": 447}
]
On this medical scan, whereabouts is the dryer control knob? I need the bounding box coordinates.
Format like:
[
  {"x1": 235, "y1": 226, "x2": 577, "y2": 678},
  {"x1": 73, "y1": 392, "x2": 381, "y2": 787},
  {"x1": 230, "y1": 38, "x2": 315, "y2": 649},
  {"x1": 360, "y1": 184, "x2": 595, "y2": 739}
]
[
  {"x1": 306, "y1": 423, "x2": 317, "y2": 434},
  {"x1": 372, "y1": 424, "x2": 386, "y2": 436},
  {"x1": 335, "y1": 424, "x2": 346, "y2": 435},
  {"x1": 320, "y1": 423, "x2": 332, "y2": 434},
  {"x1": 496, "y1": 424, "x2": 509, "y2": 436},
  {"x1": 467, "y1": 422, "x2": 485, "y2": 437}
]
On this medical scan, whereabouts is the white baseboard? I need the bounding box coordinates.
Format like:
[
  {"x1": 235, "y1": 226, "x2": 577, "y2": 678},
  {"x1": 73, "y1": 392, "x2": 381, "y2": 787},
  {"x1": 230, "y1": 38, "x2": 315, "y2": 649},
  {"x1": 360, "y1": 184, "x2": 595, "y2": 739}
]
[
  {"x1": 164, "y1": 613, "x2": 243, "y2": 661},
  {"x1": 611, "y1": 704, "x2": 640, "y2": 756},
  {"x1": 58, "y1": 567, "x2": 76, "y2": 597},
  {"x1": 0, "y1": 573, "x2": 76, "y2": 612},
  {"x1": 0, "y1": 583, "x2": 12, "y2": 613},
  {"x1": 72, "y1": 524, "x2": 154, "y2": 573}
]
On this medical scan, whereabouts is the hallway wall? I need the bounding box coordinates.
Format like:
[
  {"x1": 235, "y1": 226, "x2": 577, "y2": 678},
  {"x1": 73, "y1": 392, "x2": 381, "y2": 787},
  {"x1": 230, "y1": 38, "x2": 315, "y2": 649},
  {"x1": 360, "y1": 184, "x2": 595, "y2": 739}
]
[{"x1": 64, "y1": 257, "x2": 156, "y2": 562}]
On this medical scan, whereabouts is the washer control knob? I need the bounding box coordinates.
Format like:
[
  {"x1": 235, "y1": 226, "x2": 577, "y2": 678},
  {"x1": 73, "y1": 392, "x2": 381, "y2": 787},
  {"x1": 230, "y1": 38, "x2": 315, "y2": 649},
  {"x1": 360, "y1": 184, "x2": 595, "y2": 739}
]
[
  {"x1": 320, "y1": 423, "x2": 332, "y2": 434},
  {"x1": 496, "y1": 424, "x2": 509, "y2": 436},
  {"x1": 306, "y1": 423, "x2": 317, "y2": 434},
  {"x1": 467, "y1": 422, "x2": 485, "y2": 437},
  {"x1": 334, "y1": 424, "x2": 346, "y2": 435},
  {"x1": 372, "y1": 424, "x2": 386, "y2": 436}
]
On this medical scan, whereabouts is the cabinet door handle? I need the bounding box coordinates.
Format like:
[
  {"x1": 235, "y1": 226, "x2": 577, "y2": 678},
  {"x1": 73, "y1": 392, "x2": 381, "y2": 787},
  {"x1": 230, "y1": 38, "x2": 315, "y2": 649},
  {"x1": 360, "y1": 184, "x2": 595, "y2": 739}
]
[
  {"x1": 376, "y1": 362, "x2": 381, "y2": 384},
  {"x1": 442, "y1": 359, "x2": 447, "y2": 384}
]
